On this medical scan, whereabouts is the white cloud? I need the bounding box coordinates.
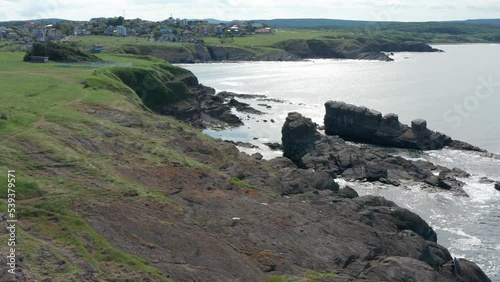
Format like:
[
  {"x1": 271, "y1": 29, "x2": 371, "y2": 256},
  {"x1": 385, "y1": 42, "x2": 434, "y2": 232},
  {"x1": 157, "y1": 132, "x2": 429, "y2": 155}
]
[
  {"x1": 427, "y1": 4, "x2": 458, "y2": 10},
  {"x1": 0, "y1": 0, "x2": 498, "y2": 22}
]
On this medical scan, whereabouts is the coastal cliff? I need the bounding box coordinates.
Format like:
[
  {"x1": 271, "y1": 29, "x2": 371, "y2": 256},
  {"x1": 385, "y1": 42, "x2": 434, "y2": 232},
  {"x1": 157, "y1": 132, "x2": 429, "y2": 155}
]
[
  {"x1": 0, "y1": 54, "x2": 491, "y2": 281},
  {"x1": 122, "y1": 39, "x2": 440, "y2": 63}
]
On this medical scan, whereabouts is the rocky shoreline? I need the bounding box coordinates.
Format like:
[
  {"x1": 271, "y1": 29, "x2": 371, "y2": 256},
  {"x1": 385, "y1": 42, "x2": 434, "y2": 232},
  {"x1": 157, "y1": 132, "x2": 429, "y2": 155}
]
[
  {"x1": 1, "y1": 49, "x2": 496, "y2": 281},
  {"x1": 87, "y1": 62, "x2": 493, "y2": 281},
  {"x1": 160, "y1": 79, "x2": 498, "y2": 197},
  {"x1": 162, "y1": 102, "x2": 492, "y2": 281},
  {"x1": 283, "y1": 111, "x2": 476, "y2": 195}
]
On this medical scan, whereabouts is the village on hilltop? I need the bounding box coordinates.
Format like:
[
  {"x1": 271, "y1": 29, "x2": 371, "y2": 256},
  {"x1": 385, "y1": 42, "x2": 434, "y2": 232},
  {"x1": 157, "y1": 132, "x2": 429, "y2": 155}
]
[{"x1": 0, "y1": 16, "x2": 274, "y2": 52}]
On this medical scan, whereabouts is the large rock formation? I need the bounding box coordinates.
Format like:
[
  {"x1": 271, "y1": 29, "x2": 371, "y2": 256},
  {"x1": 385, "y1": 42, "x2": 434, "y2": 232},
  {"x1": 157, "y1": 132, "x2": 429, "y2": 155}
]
[
  {"x1": 282, "y1": 112, "x2": 472, "y2": 194},
  {"x1": 324, "y1": 101, "x2": 483, "y2": 151}
]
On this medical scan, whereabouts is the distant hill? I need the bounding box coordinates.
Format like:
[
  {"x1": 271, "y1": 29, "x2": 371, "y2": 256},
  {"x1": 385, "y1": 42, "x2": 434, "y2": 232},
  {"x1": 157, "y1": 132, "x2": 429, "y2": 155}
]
[
  {"x1": 202, "y1": 18, "x2": 232, "y2": 24},
  {"x1": 3, "y1": 17, "x2": 500, "y2": 28},
  {"x1": 465, "y1": 19, "x2": 500, "y2": 25},
  {"x1": 200, "y1": 18, "x2": 500, "y2": 29},
  {"x1": 247, "y1": 18, "x2": 500, "y2": 29},
  {"x1": 250, "y1": 18, "x2": 377, "y2": 28},
  {"x1": 0, "y1": 18, "x2": 69, "y2": 25}
]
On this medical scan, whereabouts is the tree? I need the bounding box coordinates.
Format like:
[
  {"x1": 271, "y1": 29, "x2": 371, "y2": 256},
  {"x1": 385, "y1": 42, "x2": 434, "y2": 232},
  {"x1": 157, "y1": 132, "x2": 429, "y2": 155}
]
[
  {"x1": 153, "y1": 28, "x2": 162, "y2": 41},
  {"x1": 55, "y1": 21, "x2": 74, "y2": 35},
  {"x1": 107, "y1": 16, "x2": 124, "y2": 26},
  {"x1": 116, "y1": 16, "x2": 124, "y2": 26}
]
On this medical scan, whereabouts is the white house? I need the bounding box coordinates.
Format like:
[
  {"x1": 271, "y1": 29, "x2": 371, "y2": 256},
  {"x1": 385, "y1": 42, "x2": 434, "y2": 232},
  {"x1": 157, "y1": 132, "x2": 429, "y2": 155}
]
[{"x1": 117, "y1": 25, "x2": 127, "y2": 37}]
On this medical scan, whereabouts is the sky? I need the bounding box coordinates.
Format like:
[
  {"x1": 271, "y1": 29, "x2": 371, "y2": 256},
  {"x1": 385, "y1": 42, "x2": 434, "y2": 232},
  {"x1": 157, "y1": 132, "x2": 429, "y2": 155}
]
[{"x1": 0, "y1": 0, "x2": 499, "y2": 22}]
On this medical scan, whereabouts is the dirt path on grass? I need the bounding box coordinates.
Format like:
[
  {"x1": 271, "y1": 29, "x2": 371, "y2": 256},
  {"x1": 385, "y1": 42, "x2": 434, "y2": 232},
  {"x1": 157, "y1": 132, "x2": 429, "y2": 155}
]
[
  {"x1": 0, "y1": 87, "x2": 94, "y2": 144},
  {"x1": 0, "y1": 115, "x2": 45, "y2": 144}
]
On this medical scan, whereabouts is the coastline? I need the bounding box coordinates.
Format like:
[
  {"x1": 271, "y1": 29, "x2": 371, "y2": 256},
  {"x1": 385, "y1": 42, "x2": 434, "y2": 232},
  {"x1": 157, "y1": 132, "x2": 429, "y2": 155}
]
[
  {"x1": 178, "y1": 50, "x2": 500, "y2": 279},
  {"x1": 0, "y1": 50, "x2": 497, "y2": 281},
  {"x1": 119, "y1": 40, "x2": 446, "y2": 64}
]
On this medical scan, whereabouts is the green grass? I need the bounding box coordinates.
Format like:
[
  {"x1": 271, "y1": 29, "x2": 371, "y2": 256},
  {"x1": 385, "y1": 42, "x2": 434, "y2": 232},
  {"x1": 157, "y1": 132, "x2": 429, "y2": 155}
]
[
  {"x1": 51, "y1": 26, "x2": 499, "y2": 63},
  {"x1": 0, "y1": 48, "x2": 322, "y2": 281},
  {"x1": 68, "y1": 31, "x2": 339, "y2": 52},
  {"x1": 0, "y1": 53, "x2": 90, "y2": 138},
  {"x1": 204, "y1": 29, "x2": 346, "y2": 47},
  {"x1": 66, "y1": 31, "x2": 360, "y2": 60},
  {"x1": 268, "y1": 270, "x2": 337, "y2": 282},
  {"x1": 0, "y1": 174, "x2": 43, "y2": 200},
  {"x1": 0, "y1": 51, "x2": 222, "y2": 280},
  {"x1": 68, "y1": 35, "x2": 193, "y2": 54}
]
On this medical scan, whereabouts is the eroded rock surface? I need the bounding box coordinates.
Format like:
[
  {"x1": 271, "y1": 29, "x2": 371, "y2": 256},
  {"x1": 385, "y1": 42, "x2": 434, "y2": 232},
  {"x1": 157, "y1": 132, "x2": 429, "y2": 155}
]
[
  {"x1": 283, "y1": 112, "x2": 471, "y2": 195},
  {"x1": 324, "y1": 101, "x2": 483, "y2": 151}
]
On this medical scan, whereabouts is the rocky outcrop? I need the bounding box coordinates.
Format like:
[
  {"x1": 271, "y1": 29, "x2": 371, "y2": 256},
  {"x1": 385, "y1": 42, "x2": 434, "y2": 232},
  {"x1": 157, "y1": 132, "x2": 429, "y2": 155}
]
[
  {"x1": 80, "y1": 179, "x2": 491, "y2": 282},
  {"x1": 76, "y1": 134, "x2": 490, "y2": 281},
  {"x1": 224, "y1": 47, "x2": 257, "y2": 61},
  {"x1": 282, "y1": 112, "x2": 472, "y2": 194},
  {"x1": 228, "y1": 98, "x2": 264, "y2": 115},
  {"x1": 282, "y1": 112, "x2": 322, "y2": 162},
  {"x1": 338, "y1": 186, "x2": 359, "y2": 199},
  {"x1": 223, "y1": 140, "x2": 259, "y2": 149},
  {"x1": 156, "y1": 83, "x2": 244, "y2": 128},
  {"x1": 324, "y1": 101, "x2": 483, "y2": 151},
  {"x1": 347, "y1": 51, "x2": 393, "y2": 61},
  {"x1": 195, "y1": 85, "x2": 244, "y2": 127},
  {"x1": 341, "y1": 256, "x2": 489, "y2": 282},
  {"x1": 206, "y1": 45, "x2": 228, "y2": 61},
  {"x1": 193, "y1": 44, "x2": 212, "y2": 61},
  {"x1": 264, "y1": 142, "x2": 283, "y2": 151},
  {"x1": 278, "y1": 168, "x2": 339, "y2": 195},
  {"x1": 380, "y1": 41, "x2": 443, "y2": 53},
  {"x1": 162, "y1": 88, "x2": 280, "y2": 128},
  {"x1": 218, "y1": 91, "x2": 269, "y2": 100},
  {"x1": 276, "y1": 39, "x2": 439, "y2": 62}
]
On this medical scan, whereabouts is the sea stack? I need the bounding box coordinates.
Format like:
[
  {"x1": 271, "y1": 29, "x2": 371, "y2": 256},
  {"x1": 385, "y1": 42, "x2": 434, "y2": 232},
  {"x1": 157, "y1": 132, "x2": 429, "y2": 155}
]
[{"x1": 324, "y1": 101, "x2": 453, "y2": 150}]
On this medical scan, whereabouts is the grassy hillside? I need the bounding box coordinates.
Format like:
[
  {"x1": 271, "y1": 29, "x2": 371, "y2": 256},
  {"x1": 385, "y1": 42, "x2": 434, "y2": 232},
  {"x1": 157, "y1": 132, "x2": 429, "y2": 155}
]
[
  {"x1": 0, "y1": 52, "x2": 151, "y2": 280},
  {"x1": 202, "y1": 29, "x2": 349, "y2": 47},
  {"x1": 64, "y1": 31, "x2": 381, "y2": 62},
  {"x1": 68, "y1": 36, "x2": 192, "y2": 53},
  {"x1": 0, "y1": 23, "x2": 488, "y2": 64},
  {"x1": 0, "y1": 46, "x2": 492, "y2": 281},
  {"x1": 0, "y1": 52, "x2": 238, "y2": 280},
  {"x1": 1, "y1": 50, "x2": 353, "y2": 281},
  {"x1": 374, "y1": 22, "x2": 500, "y2": 43}
]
